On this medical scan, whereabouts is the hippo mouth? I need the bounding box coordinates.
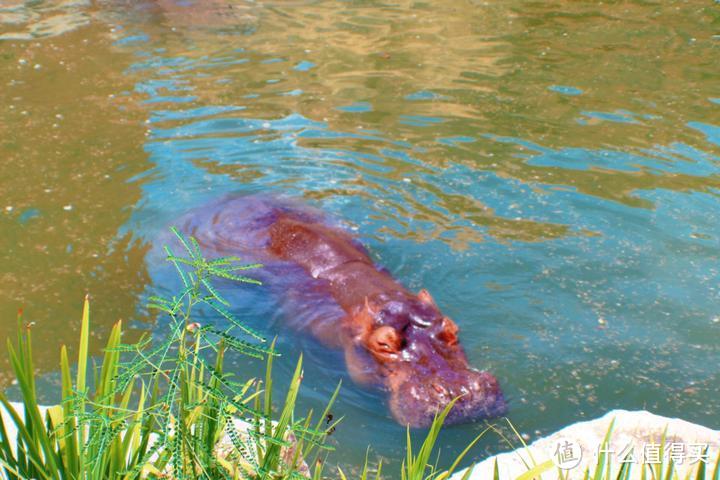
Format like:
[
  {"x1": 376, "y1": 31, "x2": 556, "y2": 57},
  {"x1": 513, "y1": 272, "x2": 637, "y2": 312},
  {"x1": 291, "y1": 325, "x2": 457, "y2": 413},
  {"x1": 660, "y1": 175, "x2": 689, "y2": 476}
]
[{"x1": 387, "y1": 369, "x2": 506, "y2": 428}]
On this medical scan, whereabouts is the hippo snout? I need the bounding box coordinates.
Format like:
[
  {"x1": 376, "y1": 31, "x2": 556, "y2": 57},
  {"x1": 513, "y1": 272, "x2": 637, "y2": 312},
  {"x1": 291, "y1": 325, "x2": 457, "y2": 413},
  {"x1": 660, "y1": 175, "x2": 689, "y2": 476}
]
[{"x1": 388, "y1": 369, "x2": 506, "y2": 428}]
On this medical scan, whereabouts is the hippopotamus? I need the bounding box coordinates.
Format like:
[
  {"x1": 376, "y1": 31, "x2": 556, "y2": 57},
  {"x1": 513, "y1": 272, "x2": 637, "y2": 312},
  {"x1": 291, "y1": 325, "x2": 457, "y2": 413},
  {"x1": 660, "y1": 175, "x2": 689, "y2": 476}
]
[{"x1": 178, "y1": 194, "x2": 506, "y2": 427}]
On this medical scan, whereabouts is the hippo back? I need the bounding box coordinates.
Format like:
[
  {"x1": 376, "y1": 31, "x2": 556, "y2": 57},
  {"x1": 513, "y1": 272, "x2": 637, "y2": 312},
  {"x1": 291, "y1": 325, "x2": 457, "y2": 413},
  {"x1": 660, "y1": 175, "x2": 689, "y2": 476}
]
[{"x1": 166, "y1": 194, "x2": 351, "y2": 345}]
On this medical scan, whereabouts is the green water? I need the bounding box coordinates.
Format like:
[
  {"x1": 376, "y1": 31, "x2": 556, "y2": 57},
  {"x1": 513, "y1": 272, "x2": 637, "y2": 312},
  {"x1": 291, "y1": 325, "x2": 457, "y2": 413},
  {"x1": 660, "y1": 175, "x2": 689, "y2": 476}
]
[{"x1": 1, "y1": 0, "x2": 719, "y2": 472}]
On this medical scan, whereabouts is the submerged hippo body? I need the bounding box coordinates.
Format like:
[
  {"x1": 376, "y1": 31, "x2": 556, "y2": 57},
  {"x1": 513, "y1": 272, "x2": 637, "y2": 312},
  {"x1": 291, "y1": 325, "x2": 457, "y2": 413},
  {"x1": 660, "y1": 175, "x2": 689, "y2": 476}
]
[{"x1": 180, "y1": 195, "x2": 506, "y2": 427}]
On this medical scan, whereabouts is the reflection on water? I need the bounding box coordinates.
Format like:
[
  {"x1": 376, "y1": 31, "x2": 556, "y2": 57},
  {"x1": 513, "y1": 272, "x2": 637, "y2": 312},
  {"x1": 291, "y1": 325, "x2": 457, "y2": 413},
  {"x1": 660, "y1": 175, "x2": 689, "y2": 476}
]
[
  {"x1": 0, "y1": 0, "x2": 93, "y2": 41},
  {"x1": 0, "y1": 19, "x2": 150, "y2": 380},
  {"x1": 2, "y1": 0, "x2": 720, "y2": 471}
]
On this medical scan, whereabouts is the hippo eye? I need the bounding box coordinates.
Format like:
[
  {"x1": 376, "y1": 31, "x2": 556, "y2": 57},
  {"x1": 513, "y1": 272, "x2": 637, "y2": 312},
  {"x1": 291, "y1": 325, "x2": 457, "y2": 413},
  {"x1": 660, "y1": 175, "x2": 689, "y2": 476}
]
[{"x1": 368, "y1": 326, "x2": 402, "y2": 354}]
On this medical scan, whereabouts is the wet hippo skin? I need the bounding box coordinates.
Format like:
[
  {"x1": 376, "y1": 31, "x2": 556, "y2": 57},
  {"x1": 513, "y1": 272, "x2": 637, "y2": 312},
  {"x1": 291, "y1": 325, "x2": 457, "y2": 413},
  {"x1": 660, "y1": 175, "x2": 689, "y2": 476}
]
[{"x1": 180, "y1": 194, "x2": 506, "y2": 427}]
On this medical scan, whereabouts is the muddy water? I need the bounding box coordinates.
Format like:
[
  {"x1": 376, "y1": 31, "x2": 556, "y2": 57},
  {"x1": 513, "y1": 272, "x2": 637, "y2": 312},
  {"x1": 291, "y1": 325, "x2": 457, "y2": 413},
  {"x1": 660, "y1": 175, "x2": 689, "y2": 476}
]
[{"x1": 1, "y1": 0, "x2": 719, "y2": 471}]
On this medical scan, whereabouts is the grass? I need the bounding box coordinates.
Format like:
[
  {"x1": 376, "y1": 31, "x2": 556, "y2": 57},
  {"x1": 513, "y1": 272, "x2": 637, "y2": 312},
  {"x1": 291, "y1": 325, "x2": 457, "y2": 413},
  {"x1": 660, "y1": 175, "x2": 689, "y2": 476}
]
[
  {"x1": 0, "y1": 228, "x2": 717, "y2": 479},
  {"x1": 0, "y1": 228, "x2": 335, "y2": 480}
]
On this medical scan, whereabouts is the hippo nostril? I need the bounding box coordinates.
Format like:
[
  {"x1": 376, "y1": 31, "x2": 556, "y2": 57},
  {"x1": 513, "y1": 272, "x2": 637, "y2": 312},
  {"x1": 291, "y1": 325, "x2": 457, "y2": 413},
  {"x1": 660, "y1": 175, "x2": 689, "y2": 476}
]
[{"x1": 432, "y1": 383, "x2": 448, "y2": 396}]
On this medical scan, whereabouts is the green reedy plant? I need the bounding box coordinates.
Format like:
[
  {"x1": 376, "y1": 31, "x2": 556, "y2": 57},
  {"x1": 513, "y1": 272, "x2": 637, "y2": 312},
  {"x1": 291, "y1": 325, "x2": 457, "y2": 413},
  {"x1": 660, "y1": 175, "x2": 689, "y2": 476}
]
[
  {"x1": 0, "y1": 227, "x2": 337, "y2": 480},
  {"x1": 336, "y1": 398, "x2": 490, "y2": 480},
  {"x1": 143, "y1": 227, "x2": 337, "y2": 479},
  {"x1": 399, "y1": 398, "x2": 489, "y2": 480},
  {"x1": 137, "y1": 226, "x2": 272, "y2": 479},
  {"x1": 247, "y1": 344, "x2": 341, "y2": 478},
  {"x1": 0, "y1": 299, "x2": 155, "y2": 480}
]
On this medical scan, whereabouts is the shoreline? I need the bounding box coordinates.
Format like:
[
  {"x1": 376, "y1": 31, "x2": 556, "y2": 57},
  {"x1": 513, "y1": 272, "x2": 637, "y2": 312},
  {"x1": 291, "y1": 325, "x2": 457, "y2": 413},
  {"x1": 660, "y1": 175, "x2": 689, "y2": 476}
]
[{"x1": 452, "y1": 409, "x2": 720, "y2": 479}]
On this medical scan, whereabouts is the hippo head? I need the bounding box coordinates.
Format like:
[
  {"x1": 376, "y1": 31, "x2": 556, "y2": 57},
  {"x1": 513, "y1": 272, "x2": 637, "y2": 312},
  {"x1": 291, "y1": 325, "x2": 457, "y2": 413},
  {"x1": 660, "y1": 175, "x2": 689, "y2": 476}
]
[{"x1": 347, "y1": 290, "x2": 506, "y2": 428}]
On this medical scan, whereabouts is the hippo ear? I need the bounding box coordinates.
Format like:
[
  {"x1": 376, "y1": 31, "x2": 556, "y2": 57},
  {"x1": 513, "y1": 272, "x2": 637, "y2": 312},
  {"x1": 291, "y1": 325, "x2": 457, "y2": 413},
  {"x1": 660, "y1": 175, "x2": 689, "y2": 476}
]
[
  {"x1": 418, "y1": 289, "x2": 437, "y2": 307},
  {"x1": 353, "y1": 297, "x2": 380, "y2": 339},
  {"x1": 438, "y1": 317, "x2": 459, "y2": 346},
  {"x1": 364, "y1": 297, "x2": 380, "y2": 315}
]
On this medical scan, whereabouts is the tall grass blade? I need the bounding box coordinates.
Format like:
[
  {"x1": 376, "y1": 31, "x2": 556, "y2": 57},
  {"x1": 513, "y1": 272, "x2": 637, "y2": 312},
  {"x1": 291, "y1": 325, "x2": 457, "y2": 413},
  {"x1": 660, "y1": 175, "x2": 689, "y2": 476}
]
[
  {"x1": 515, "y1": 459, "x2": 554, "y2": 480},
  {"x1": 593, "y1": 418, "x2": 616, "y2": 480}
]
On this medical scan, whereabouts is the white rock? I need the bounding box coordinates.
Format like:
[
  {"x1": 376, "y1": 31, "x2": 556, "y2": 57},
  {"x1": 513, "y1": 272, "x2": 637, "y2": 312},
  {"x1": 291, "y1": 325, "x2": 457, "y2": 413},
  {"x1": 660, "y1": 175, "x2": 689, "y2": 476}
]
[{"x1": 452, "y1": 410, "x2": 720, "y2": 480}]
